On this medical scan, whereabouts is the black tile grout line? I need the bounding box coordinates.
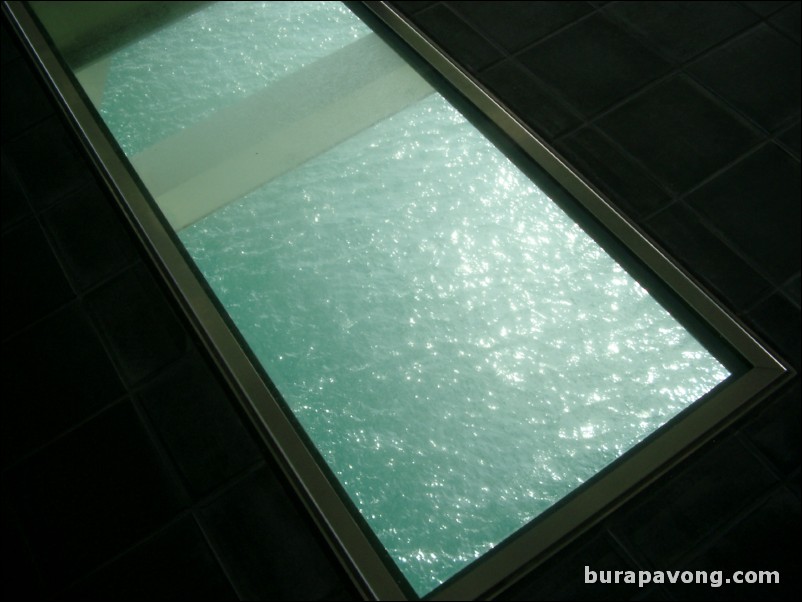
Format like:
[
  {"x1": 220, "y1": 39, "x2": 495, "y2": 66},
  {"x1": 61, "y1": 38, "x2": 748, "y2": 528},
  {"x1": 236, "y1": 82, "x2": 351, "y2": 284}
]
[
  {"x1": 543, "y1": 15, "x2": 785, "y2": 143},
  {"x1": 738, "y1": 415, "x2": 801, "y2": 482},
  {"x1": 603, "y1": 527, "x2": 678, "y2": 600},
  {"x1": 738, "y1": 0, "x2": 795, "y2": 18},
  {"x1": 660, "y1": 477, "x2": 795, "y2": 571},
  {"x1": 782, "y1": 276, "x2": 802, "y2": 310},
  {"x1": 399, "y1": 0, "x2": 605, "y2": 86},
  {"x1": 604, "y1": 524, "x2": 645, "y2": 568},
  {"x1": 638, "y1": 137, "x2": 798, "y2": 226},
  {"x1": 766, "y1": 11, "x2": 802, "y2": 46},
  {"x1": 605, "y1": 475, "x2": 790, "y2": 577},
  {"x1": 0, "y1": 394, "x2": 129, "y2": 474},
  {"x1": 0, "y1": 481, "x2": 49, "y2": 599},
  {"x1": 785, "y1": 468, "x2": 801, "y2": 500},
  {"x1": 3, "y1": 0, "x2": 792, "y2": 584},
  {"x1": 129, "y1": 376, "x2": 259, "y2": 503},
  {"x1": 633, "y1": 141, "x2": 799, "y2": 299},
  {"x1": 190, "y1": 509, "x2": 249, "y2": 602},
  {"x1": 474, "y1": 2, "x2": 771, "y2": 137},
  {"x1": 47, "y1": 457, "x2": 267, "y2": 601}
]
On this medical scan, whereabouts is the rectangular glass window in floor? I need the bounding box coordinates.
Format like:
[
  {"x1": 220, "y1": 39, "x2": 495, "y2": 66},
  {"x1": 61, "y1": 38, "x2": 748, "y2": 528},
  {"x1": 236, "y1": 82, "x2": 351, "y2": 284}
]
[{"x1": 18, "y1": 1, "x2": 787, "y2": 598}]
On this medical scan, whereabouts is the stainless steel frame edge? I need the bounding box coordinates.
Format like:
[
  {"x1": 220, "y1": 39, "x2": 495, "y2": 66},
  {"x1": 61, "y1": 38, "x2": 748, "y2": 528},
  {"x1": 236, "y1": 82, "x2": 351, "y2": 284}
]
[
  {"x1": 4, "y1": 1, "x2": 792, "y2": 600},
  {"x1": 3, "y1": 2, "x2": 408, "y2": 599}
]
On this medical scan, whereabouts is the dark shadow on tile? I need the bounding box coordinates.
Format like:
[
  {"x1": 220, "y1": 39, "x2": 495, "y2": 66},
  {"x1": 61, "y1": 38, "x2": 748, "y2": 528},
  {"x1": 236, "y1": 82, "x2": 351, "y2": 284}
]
[
  {"x1": 1, "y1": 219, "x2": 75, "y2": 339},
  {"x1": 746, "y1": 292, "x2": 801, "y2": 370},
  {"x1": 1, "y1": 153, "x2": 32, "y2": 232},
  {"x1": 197, "y1": 466, "x2": 351, "y2": 601},
  {"x1": 138, "y1": 344, "x2": 263, "y2": 497},
  {"x1": 86, "y1": 263, "x2": 187, "y2": 384},
  {"x1": 745, "y1": 381, "x2": 801, "y2": 476},
  {"x1": 5, "y1": 401, "x2": 187, "y2": 593},
  {"x1": 413, "y1": 4, "x2": 503, "y2": 73},
  {"x1": 60, "y1": 515, "x2": 237, "y2": 601},
  {"x1": 4, "y1": 116, "x2": 92, "y2": 210},
  {"x1": 1, "y1": 57, "x2": 54, "y2": 140},
  {"x1": 1, "y1": 302, "x2": 125, "y2": 466},
  {"x1": 770, "y1": 1, "x2": 801, "y2": 43},
  {"x1": 644, "y1": 201, "x2": 772, "y2": 310},
  {"x1": 603, "y1": 1, "x2": 757, "y2": 63},
  {"x1": 669, "y1": 488, "x2": 801, "y2": 601},
  {"x1": 518, "y1": 13, "x2": 669, "y2": 117},
  {"x1": 688, "y1": 24, "x2": 801, "y2": 132},
  {"x1": 449, "y1": 1, "x2": 593, "y2": 53},
  {"x1": 555, "y1": 126, "x2": 670, "y2": 219},
  {"x1": 610, "y1": 435, "x2": 778, "y2": 567},
  {"x1": 685, "y1": 144, "x2": 801, "y2": 285},
  {"x1": 597, "y1": 75, "x2": 762, "y2": 194},
  {"x1": 42, "y1": 180, "x2": 138, "y2": 291},
  {"x1": 481, "y1": 59, "x2": 582, "y2": 139},
  {"x1": 498, "y1": 529, "x2": 638, "y2": 601},
  {"x1": 777, "y1": 121, "x2": 801, "y2": 159}
]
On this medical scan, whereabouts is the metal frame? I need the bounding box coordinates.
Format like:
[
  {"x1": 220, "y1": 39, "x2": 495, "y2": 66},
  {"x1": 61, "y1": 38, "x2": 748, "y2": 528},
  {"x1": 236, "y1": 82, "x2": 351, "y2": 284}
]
[{"x1": 4, "y1": 1, "x2": 791, "y2": 599}]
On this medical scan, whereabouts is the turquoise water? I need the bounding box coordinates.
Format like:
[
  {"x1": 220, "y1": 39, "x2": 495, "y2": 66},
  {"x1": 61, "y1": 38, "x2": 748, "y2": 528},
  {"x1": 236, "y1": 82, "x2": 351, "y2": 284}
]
[
  {"x1": 93, "y1": 2, "x2": 729, "y2": 595},
  {"x1": 101, "y1": 1, "x2": 369, "y2": 156},
  {"x1": 179, "y1": 96, "x2": 727, "y2": 593}
]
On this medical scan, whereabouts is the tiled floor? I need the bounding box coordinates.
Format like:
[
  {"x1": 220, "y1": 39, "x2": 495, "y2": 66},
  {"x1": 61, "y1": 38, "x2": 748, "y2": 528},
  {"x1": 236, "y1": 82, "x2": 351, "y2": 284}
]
[{"x1": 2, "y1": 2, "x2": 799, "y2": 600}]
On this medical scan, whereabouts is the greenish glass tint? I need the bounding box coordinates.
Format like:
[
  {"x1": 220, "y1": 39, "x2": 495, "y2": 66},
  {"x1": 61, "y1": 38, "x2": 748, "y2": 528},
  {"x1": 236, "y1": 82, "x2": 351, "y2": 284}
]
[{"x1": 26, "y1": 1, "x2": 751, "y2": 597}]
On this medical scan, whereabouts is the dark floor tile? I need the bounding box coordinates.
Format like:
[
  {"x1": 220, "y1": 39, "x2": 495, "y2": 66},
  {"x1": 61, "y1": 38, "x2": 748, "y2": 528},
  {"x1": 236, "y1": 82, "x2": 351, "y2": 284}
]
[
  {"x1": 1, "y1": 154, "x2": 31, "y2": 231},
  {"x1": 688, "y1": 25, "x2": 800, "y2": 132},
  {"x1": 603, "y1": 1, "x2": 757, "y2": 62},
  {"x1": 86, "y1": 263, "x2": 187, "y2": 384},
  {"x1": 449, "y1": 1, "x2": 593, "y2": 53},
  {"x1": 413, "y1": 4, "x2": 503, "y2": 73},
  {"x1": 2, "y1": 19, "x2": 21, "y2": 64},
  {"x1": 1, "y1": 303, "x2": 125, "y2": 465},
  {"x1": 390, "y1": 1, "x2": 436, "y2": 15},
  {"x1": 770, "y1": 1, "x2": 801, "y2": 43},
  {"x1": 138, "y1": 345, "x2": 262, "y2": 497},
  {"x1": 740, "y1": 1, "x2": 791, "y2": 16},
  {"x1": 1, "y1": 494, "x2": 44, "y2": 601},
  {"x1": 61, "y1": 516, "x2": 237, "y2": 601},
  {"x1": 197, "y1": 466, "x2": 348, "y2": 601},
  {"x1": 745, "y1": 381, "x2": 801, "y2": 475},
  {"x1": 555, "y1": 126, "x2": 670, "y2": 218},
  {"x1": 1, "y1": 219, "x2": 75, "y2": 338},
  {"x1": 644, "y1": 202, "x2": 772, "y2": 309},
  {"x1": 481, "y1": 59, "x2": 582, "y2": 139},
  {"x1": 785, "y1": 275, "x2": 801, "y2": 306},
  {"x1": 670, "y1": 489, "x2": 801, "y2": 601},
  {"x1": 610, "y1": 435, "x2": 778, "y2": 567},
  {"x1": 597, "y1": 75, "x2": 762, "y2": 194},
  {"x1": 518, "y1": 14, "x2": 669, "y2": 117},
  {"x1": 4, "y1": 116, "x2": 92, "y2": 210},
  {"x1": 789, "y1": 471, "x2": 802, "y2": 499},
  {"x1": 5, "y1": 401, "x2": 186, "y2": 592},
  {"x1": 685, "y1": 144, "x2": 801, "y2": 285},
  {"x1": 41, "y1": 180, "x2": 138, "y2": 291},
  {"x1": 777, "y1": 121, "x2": 801, "y2": 158},
  {"x1": 746, "y1": 293, "x2": 801, "y2": 370},
  {"x1": 499, "y1": 530, "x2": 637, "y2": 601},
  {"x1": 1, "y1": 57, "x2": 54, "y2": 140}
]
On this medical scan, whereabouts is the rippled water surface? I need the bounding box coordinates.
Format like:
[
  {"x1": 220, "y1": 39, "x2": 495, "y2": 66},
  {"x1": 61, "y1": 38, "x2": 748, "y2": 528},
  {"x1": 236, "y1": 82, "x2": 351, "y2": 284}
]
[{"x1": 96, "y1": 2, "x2": 730, "y2": 595}]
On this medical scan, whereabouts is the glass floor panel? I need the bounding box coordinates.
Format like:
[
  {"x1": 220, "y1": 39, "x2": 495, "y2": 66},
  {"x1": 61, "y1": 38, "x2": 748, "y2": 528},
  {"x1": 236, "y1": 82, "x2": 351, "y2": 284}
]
[{"x1": 19, "y1": 1, "x2": 785, "y2": 598}]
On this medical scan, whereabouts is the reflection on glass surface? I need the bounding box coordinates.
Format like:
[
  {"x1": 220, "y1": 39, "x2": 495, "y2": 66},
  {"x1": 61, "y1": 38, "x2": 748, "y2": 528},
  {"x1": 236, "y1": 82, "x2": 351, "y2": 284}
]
[{"x1": 32, "y1": 1, "x2": 731, "y2": 595}]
